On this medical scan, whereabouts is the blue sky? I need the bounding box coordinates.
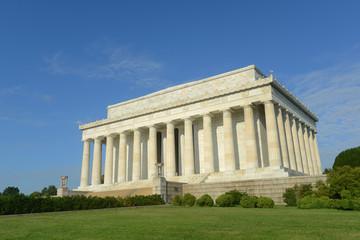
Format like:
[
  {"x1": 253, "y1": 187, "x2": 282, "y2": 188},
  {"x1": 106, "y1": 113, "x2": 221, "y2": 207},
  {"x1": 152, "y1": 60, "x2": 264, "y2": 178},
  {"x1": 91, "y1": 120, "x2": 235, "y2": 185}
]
[{"x1": 1, "y1": 1, "x2": 359, "y2": 194}]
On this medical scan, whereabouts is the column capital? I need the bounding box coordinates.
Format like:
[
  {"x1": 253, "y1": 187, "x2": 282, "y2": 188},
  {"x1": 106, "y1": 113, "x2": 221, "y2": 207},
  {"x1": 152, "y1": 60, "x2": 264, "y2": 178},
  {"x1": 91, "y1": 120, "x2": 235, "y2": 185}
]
[
  {"x1": 147, "y1": 124, "x2": 158, "y2": 130},
  {"x1": 221, "y1": 108, "x2": 234, "y2": 113},
  {"x1": 202, "y1": 112, "x2": 214, "y2": 118},
  {"x1": 132, "y1": 128, "x2": 141, "y2": 133},
  {"x1": 183, "y1": 116, "x2": 195, "y2": 122},
  {"x1": 81, "y1": 138, "x2": 92, "y2": 143},
  {"x1": 243, "y1": 103, "x2": 255, "y2": 109},
  {"x1": 106, "y1": 133, "x2": 117, "y2": 138},
  {"x1": 165, "y1": 121, "x2": 175, "y2": 126},
  {"x1": 284, "y1": 108, "x2": 292, "y2": 115},
  {"x1": 263, "y1": 100, "x2": 276, "y2": 105},
  {"x1": 118, "y1": 131, "x2": 128, "y2": 136},
  {"x1": 94, "y1": 136, "x2": 105, "y2": 141}
]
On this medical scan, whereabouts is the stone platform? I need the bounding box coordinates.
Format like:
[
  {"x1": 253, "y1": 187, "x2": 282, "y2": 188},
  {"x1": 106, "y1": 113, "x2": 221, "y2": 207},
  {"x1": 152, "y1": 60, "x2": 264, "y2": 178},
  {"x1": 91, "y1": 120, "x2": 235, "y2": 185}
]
[{"x1": 71, "y1": 169, "x2": 326, "y2": 205}]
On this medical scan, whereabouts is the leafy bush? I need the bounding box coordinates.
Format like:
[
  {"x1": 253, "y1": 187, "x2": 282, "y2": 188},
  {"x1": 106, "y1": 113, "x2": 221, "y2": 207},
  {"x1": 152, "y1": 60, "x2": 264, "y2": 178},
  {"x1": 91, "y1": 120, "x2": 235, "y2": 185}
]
[
  {"x1": 257, "y1": 197, "x2": 275, "y2": 208},
  {"x1": 182, "y1": 193, "x2": 196, "y2": 207},
  {"x1": 216, "y1": 194, "x2": 233, "y2": 207},
  {"x1": 340, "y1": 190, "x2": 352, "y2": 200},
  {"x1": 196, "y1": 194, "x2": 214, "y2": 207},
  {"x1": 313, "y1": 180, "x2": 329, "y2": 197},
  {"x1": 326, "y1": 166, "x2": 360, "y2": 199},
  {"x1": 282, "y1": 187, "x2": 297, "y2": 206},
  {"x1": 297, "y1": 195, "x2": 330, "y2": 209},
  {"x1": 172, "y1": 194, "x2": 182, "y2": 206},
  {"x1": 339, "y1": 199, "x2": 355, "y2": 210},
  {"x1": 225, "y1": 190, "x2": 248, "y2": 205},
  {"x1": 240, "y1": 196, "x2": 258, "y2": 208},
  {"x1": 283, "y1": 184, "x2": 315, "y2": 206}
]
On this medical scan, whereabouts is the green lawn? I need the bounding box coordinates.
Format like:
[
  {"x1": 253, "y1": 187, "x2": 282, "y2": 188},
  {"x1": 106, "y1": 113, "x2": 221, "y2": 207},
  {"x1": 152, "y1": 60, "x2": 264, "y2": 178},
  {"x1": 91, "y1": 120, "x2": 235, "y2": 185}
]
[{"x1": 0, "y1": 206, "x2": 359, "y2": 240}]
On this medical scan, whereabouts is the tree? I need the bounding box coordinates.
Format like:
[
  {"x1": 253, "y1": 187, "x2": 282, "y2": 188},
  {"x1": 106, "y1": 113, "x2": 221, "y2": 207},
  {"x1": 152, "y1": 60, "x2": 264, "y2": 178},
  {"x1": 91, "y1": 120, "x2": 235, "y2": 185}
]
[
  {"x1": 333, "y1": 146, "x2": 360, "y2": 169},
  {"x1": 2, "y1": 186, "x2": 20, "y2": 196},
  {"x1": 47, "y1": 185, "x2": 57, "y2": 195},
  {"x1": 41, "y1": 185, "x2": 57, "y2": 196},
  {"x1": 29, "y1": 191, "x2": 42, "y2": 198},
  {"x1": 41, "y1": 187, "x2": 48, "y2": 196}
]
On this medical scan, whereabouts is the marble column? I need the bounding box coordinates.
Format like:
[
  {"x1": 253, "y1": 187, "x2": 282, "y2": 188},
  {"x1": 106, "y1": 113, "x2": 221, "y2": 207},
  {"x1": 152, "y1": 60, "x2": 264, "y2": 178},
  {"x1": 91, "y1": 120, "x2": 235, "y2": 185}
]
[
  {"x1": 284, "y1": 111, "x2": 297, "y2": 170},
  {"x1": 133, "y1": 129, "x2": 141, "y2": 181},
  {"x1": 80, "y1": 139, "x2": 91, "y2": 187},
  {"x1": 104, "y1": 134, "x2": 114, "y2": 184},
  {"x1": 118, "y1": 132, "x2": 127, "y2": 183},
  {"x1": 276, "y1": 106, "x2": 289, "y2": 168},
  {"x1": 184, "y1": 118, "x2": 195, "y2": 176},
  {"x1": 91, "y1": 136, "x2": 103, "y2": 185},
  {"x1": 166, "y1": 122, "x2": 176, "y2": 177},
  {"x1": 291, "y1": 117, "x2": 303, "y2": 172},
  {"x1": 244, "y1": 104, "x2": 258, "y2": 168},
  {"x1": 303, "y1": 126, "x2": 314, "y2": 175},
  {"x1": 148, "y1": 126, "x2": 157, "y2": 179},
  {"x1": 223, "y1": 109, "x2": 236, "y2": 171},
  {"x1": 203, "y1": 113, "x2": 215, "y2": 173},
  {"x1": 264, "y1": 101, "x2": 282, "y2": 167},
  {"x1": 297, "y1": 121, "x2": 309, "y2": 174},
  {"x1": 308, "y1": 129, "x2": 318, "y2": 175},
  {"x1": 314, "y1": 133, "x2": 322, "y2": 174}
]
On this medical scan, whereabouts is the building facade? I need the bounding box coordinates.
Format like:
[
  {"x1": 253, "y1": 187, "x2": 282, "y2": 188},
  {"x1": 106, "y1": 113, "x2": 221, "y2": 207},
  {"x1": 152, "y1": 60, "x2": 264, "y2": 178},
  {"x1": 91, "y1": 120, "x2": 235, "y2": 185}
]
[{"x1": 76, "y1": 65, "x2": 322, "y2": 192}]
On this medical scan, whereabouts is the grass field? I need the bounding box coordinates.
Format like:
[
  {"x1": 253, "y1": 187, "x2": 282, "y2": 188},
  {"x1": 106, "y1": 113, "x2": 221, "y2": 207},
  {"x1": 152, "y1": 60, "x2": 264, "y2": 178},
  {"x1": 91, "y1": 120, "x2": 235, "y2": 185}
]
[{"x1": 0, "y1": 206, "x2": 359, "y2": 240}]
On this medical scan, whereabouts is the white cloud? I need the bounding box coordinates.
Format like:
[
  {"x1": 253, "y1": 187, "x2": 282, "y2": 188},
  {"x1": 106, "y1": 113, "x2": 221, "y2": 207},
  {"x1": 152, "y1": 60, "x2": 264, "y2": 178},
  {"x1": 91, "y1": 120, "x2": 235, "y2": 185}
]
[
  {"x1": 44, "y1": 45, "x2": 170, "y2": 88},
  {"x1": 42, "y1": 94, "x2": 53, "y2": 104},
  {"x1": 43, "y1": 51, "x2": 66, "y2": 74},
  {"x1": 289, "y1": 63, "x2": 360, "y2": 169}
]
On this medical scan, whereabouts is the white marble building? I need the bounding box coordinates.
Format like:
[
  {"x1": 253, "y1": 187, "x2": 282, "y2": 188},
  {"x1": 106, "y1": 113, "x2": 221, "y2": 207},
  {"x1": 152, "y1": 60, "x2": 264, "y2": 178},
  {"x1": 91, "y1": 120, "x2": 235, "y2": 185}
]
[{"x1": 76, "y1": 65, "x2": 322, "y2": 192}]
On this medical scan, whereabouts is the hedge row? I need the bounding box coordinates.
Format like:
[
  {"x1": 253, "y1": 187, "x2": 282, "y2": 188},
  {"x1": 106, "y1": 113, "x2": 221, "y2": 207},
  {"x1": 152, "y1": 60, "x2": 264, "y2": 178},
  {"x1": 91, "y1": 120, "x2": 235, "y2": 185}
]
[
  {"x1": 172, "y1": 190, "x2": 275, "y2": 208},
  {"x1": 297, "y1": 195, "x2": 360, "y2": 211},
  {"x1": 0, "y1": 194, "x2": 165, "y2": 215}
]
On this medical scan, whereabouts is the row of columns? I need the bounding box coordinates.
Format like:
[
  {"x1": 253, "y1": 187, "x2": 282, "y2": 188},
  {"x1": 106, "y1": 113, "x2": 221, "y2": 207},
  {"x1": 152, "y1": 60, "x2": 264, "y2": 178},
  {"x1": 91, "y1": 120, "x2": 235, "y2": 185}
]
[{"x1": 80, "y1": 100, "x2": 321, "y2": 188}]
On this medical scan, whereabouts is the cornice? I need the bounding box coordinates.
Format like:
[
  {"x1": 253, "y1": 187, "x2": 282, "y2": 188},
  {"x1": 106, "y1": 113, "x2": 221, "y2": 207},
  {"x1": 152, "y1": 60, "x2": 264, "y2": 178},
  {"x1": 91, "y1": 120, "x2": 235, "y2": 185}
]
[
  {"x1": 271, "y1": 78, "x2": 319, "y2": 122},
  {"x1": 79, "y1": 76, "x2": 273, "y2": 130},
  {"x1": 79, "y1": 69, "x2": 319, "y2": 131}
]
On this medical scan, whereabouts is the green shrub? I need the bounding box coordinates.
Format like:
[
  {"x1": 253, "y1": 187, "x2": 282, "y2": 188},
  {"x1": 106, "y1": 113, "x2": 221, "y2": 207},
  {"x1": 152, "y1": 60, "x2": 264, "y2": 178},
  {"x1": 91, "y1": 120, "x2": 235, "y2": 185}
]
[
  {"x1": 328, "y1": 199, "x2": 341, "y2": 209},
  {"x1": 196, "y1": 194, "x2": 214, "y2": 207},
  {"x1": 314, "y1": 180, "x2": 329, "y2": 197},
  {"x1": 297, "y1": 184, "x2": 314, "y2": 199},
  {"x1": 353, "y1": 199, "x2": 360, "y2": 211},
  {"x1": 216, "y1": 194, "x2": 233, "y2": 207},
  {"x1": 225, "y1": 190, "x2": 248, "y2": 205},
  {"x1": 326, "y1": 166, "x2": 360, "y2": 199},
  {"x1": 182, "y1": 193, "x2": 196, "y2": 207},
  {"x1": 240, "y1": 196, "x2": 258, "y2": 208},
  {"x1": 340, "y1": 190, "x2": 352, "y2": 199},
  {"x1": 297, "y1": 195, "x2": 330, "y2": 209},
  {"x1": 283, "y1": 187, "x2": 297, "y2": 206},
  {"x1": 257, "y1": 197, "x2": 275, "y2": 208},
  {"x1": 172, "y1": 194, "x2": 182, "y2": 206},
  {"x1": 339, "y1": 199, "x2": 355, "y2": 210},
  {"x1": 283, "y1": 184, "x2": 315, "y2": 207}
]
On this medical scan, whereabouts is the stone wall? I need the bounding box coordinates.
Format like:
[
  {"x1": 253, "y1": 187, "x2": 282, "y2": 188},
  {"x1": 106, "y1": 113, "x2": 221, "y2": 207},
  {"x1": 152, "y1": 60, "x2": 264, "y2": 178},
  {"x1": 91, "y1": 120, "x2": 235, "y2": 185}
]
[{"x1": 182, "y1": 175, "x2": 327, "y2": 205}]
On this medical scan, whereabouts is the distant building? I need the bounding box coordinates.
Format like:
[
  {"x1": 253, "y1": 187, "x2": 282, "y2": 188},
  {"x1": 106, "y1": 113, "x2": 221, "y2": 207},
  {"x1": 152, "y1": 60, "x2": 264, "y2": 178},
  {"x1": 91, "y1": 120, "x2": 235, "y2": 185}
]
[{"x1": 75, "y1": 65, "x2": 322, "y2": 202}]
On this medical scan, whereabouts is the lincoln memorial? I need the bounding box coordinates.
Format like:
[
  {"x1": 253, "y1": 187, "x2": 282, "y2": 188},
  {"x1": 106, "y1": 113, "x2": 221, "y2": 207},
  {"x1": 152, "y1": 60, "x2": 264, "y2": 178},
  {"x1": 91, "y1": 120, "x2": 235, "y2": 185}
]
[{"x1": 75, "y1": 65, "x2": 322, "y2": 200}]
